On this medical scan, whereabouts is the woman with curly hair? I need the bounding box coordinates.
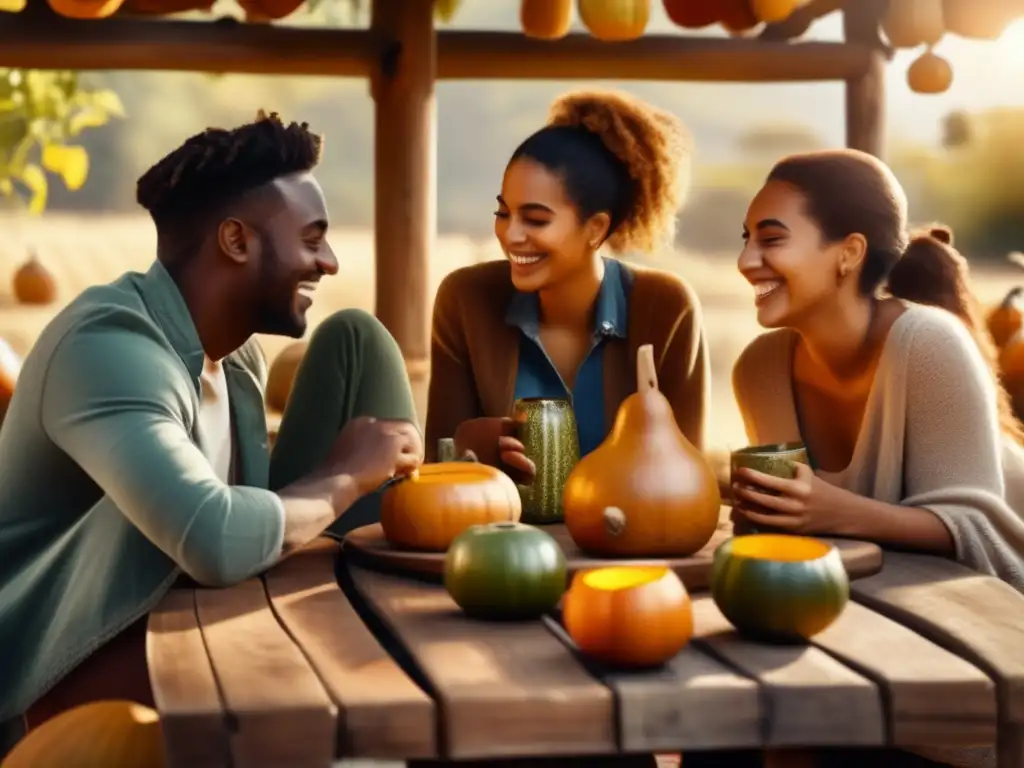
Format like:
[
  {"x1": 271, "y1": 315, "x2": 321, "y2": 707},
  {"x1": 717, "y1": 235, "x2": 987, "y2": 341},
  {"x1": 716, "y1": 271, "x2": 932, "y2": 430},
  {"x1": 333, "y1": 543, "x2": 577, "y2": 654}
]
[{"x1": 425, "y1": 89, "x2": 708, "y2": 480}]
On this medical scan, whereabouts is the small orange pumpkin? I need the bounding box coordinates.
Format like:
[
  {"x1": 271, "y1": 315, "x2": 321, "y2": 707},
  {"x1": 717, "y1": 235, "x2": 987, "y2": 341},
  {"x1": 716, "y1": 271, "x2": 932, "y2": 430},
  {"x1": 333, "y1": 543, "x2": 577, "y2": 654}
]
[
  {"x1": 882, "y1": 0, "x2": 945, "y2": 48},
  {"x1": 999, "y1": 329, "x2": 1024, "y2": 417},
  {"x1": 577, "y1": 0, "x2": 650, "y2": 41},
  {"x1": 749, "y1": 0, "x2": 800, "y2": 24},
  {"x1": 987, "y1": 287, "x2": 1024, "y2": 349},
  {"x1": 47, "y1": 0, "x2": 125, "y2": 17},
  {"x1": 380, "y1": 462, "x2": 522, "y2": 552},
  {"x1": 942, "y1": 0, "x2": 1016, "y2": 40},
  {"x1": 236, "y1": 0, "x2": 303, "y2": 22},
  {"x1": 562, "y1": 344, "x2": 722, "y2": 557},
  {"x1": 662, "y1": 0, "x2": 719, "y2": 29},
  {"x1": 719, "y1": 0, "x2": 759, "y2": 33},
  {"x1": 907, "y1": 49, "x2": 953, "y2": 94},
  {"x1": 265, "y1": 341, "x2": 307, "y2": 413},
  {"x1": 2, "y1": 700, "x2": 165, "y2": 768},
  {"x1": 563, "y1": 565, "x2": 693, "y2": 667},
  {"x1": 12, "y1": 253, "x2": 57, "y2": 305},
  {"x1": 521, "y1": 0, "x2": 574, "y2": 39}
]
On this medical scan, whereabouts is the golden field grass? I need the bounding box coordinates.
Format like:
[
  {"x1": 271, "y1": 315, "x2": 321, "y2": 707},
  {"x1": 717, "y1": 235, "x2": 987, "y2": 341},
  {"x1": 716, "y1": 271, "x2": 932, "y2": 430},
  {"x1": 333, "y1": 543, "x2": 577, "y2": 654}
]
[{"x1": 1, "y1": 211, "x2": 1021, "y2": 457}]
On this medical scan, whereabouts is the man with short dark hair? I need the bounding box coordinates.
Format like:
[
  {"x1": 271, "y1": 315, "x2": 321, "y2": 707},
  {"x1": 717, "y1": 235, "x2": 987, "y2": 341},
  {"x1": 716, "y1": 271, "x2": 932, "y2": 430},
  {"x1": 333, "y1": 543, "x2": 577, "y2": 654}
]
[{"x1": 0, "y1": 111, "x2": 422, "y2": 748}]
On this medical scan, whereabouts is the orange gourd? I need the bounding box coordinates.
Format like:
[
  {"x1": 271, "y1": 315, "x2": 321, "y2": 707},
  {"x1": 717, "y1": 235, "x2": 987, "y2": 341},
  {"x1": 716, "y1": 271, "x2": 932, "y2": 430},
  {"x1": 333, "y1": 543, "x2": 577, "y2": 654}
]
[
  {"x1": 987, "y1": 287, "x2": 1024, "y2": 349},
  {"x1": 942, "y1": 0, "x2": 1016, "y2": 40},
  {"x1": 12, "y1": 253, "x2": 56, "y2": 305},
  {"x1": 563, "y1": 565, "x2": 693, "y2": 667},
  {"x1": 907, "y1": 49, "x2": 953, "y2": 94},
  {"x1": 719, "y1": 0, "x2": 759, "y2": 33},
  {"x1": 521, "y1": 0, "x2": 574, "y2": 39},
  {"x1": 2, "y1": 700, "x2": 165, "y2": 768},
  {"x1": 265, "y1": 341, "x2": 307, "y2": 413},
  {"x1": 380, "y1": 462, "x2": 522, "y2": 552},
  {"x1": 749, "y1": 0, "x2": 800, "y2": 24},
  {"x1": 999, "y1": 329, "x2": 1024, "y2": 419},
  {"x1": 47, "y1": 0, "x2": 125, "y2": 17},
  {"x1": 662, "y1": 0, "x2": 718, "y2": 29},
  {"x1": 882, "y1": 0, "x2": 945, "y2": 48},
  {"x1": 562, "y1": 344, "x2": 721, "y2": 557},
  {"x1": 577, "y1": 0, "x2": 650, "y2": 41},
  {"x1": 237, "y1": 0, "x2": 303, "y2": 22}
]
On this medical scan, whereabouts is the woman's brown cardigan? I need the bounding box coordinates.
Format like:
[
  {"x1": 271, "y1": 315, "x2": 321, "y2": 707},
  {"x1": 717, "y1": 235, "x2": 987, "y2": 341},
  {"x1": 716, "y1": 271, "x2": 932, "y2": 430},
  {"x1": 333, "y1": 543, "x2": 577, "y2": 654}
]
[{"x1": 424, "y1": 259, "x2": 710, "y2": 461}]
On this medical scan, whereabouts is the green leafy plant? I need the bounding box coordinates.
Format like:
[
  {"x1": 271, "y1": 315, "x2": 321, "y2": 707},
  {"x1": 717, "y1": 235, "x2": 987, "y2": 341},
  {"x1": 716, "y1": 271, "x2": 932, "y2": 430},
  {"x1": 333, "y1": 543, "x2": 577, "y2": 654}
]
[{"x1": 0, "y1": 69, "x2": 125, "y2": 214}]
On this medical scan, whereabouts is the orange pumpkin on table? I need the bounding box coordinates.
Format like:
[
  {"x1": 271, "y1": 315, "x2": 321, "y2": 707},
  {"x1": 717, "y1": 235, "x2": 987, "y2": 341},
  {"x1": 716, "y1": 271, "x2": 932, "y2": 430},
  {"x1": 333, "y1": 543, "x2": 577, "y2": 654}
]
[
  {"x1": 563, "y1": 565, "x2": 693, "y2": 667},
  {"x1": 380, "y1": 461, "x2": 522, "y2": 552},
  {"x1": 562, "y1": 344, "x2": 721, "y2": 557},
  {"x1": 47, "y1": 0, "x2": 125, "y2": 17},
  {"x1": 987, "y1": 286, "x2": 1024, "y2": 350}
]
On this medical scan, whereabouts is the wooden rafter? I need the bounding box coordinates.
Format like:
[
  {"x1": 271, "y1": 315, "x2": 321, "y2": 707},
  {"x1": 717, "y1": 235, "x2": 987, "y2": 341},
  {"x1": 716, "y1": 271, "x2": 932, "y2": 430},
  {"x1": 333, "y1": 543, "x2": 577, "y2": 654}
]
[{"x1": 0, "y1": 4, "x2": 872, "y2": 82}]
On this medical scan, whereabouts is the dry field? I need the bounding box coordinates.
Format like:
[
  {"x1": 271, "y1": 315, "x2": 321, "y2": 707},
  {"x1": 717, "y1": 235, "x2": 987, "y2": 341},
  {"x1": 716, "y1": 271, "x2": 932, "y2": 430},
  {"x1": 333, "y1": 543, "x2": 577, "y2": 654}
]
[{"x1": 0, "y1": 211, "x2": 1020, "y2": 457}]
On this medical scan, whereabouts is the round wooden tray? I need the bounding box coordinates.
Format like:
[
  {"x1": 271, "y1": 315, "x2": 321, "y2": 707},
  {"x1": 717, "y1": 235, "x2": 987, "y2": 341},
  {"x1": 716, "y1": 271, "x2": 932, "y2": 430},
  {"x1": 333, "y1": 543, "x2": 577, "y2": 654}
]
[{"x1": 341, "y1": 521, "x2": 884, "y2": 592}]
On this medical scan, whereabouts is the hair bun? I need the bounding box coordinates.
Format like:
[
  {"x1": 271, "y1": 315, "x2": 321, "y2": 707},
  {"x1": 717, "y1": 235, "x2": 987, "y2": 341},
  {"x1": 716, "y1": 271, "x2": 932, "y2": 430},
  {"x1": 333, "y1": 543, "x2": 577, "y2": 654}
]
[{"x1": 546, "y1": 89, "x2": 691, "y2": 254}]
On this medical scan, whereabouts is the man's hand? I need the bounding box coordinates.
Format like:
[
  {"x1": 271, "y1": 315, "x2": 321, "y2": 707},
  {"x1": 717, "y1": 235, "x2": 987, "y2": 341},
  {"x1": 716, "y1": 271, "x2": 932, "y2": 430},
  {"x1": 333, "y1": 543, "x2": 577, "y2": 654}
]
[{"x1": 329, "y1": 416, "x2": 422, "y2": 496}]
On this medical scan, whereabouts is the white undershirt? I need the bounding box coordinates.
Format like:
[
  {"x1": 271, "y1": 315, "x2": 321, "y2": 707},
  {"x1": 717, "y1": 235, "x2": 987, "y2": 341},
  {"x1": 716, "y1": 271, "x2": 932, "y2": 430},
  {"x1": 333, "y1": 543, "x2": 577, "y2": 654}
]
[{"x1": 197, "y1": 356, "x2": 233, "y2": 483}]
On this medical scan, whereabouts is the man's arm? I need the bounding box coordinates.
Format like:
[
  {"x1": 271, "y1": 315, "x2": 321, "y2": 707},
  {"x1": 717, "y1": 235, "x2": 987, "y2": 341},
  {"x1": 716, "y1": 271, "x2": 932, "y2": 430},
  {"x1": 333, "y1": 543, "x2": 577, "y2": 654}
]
[{"x1": 40, "y1": 311, "x2": 347, "y2": 586}]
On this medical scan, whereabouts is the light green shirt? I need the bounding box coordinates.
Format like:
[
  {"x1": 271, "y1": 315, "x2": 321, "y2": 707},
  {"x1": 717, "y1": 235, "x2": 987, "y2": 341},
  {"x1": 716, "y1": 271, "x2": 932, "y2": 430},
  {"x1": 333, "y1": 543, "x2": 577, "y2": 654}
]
[{"x1": 0, "y1": 260, "x2": 285, "y2": 719}]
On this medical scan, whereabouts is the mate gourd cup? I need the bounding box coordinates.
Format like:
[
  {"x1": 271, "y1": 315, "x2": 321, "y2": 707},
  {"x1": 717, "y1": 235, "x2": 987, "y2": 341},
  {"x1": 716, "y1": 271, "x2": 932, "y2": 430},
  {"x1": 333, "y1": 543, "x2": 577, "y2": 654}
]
[
  {"x1": 512, "y1": 397, "x2": 580, "y2": 525},
  {"x1": 730, "y1": 442, "x2": 808, "y2": 535}
]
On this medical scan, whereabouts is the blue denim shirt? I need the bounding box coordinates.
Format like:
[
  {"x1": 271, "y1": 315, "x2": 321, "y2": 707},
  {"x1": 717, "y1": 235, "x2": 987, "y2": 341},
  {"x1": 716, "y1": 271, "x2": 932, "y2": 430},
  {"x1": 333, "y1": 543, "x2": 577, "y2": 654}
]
[{"x1": 506, "y1": 258, "x2": 629, "y2": 457}]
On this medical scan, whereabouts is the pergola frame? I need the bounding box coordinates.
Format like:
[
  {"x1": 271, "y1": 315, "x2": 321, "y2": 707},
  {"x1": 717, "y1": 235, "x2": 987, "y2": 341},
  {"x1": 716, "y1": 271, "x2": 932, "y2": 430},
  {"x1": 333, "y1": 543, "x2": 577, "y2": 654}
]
[{"x1": 0, "y1": 0, "x2": 890, "y2": 393}]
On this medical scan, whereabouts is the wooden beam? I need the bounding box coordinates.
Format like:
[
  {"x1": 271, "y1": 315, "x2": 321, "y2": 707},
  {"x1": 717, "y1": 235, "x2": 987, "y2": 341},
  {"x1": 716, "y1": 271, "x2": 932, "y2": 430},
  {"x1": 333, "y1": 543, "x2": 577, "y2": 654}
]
[
  {"x1": 0, "y1": 10, "x2": 375, "y2": 76},
  {"x1": 842, "y1": 1, "x2": 888, "y2": 157},
  {"x1": 436, "y1": 33, "x2": 872, "y2": 82},
  {"x1": 370, "y1": 0, "x2": 435, "y2": 407},
  {"x1": 0, "y1": 9, "x2": 871, "y2": 84}
]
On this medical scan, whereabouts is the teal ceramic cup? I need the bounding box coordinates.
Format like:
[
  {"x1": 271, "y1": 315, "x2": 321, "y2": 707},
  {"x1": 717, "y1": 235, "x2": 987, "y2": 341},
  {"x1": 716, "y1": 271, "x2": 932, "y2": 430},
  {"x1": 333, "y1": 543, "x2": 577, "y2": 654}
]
[{"x1": 730, "y1": 442, "x2": 809, "y2": 534}]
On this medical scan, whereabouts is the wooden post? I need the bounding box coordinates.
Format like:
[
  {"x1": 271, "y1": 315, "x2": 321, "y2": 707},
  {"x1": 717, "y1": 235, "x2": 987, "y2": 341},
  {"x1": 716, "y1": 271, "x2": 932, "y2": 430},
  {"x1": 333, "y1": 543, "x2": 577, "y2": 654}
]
[
  {"x1": 842, "y1": 0, "x2": 888, "y2": 158},
  {"x1": 370, "y1": 0, "x2": 436, "y2": 420}
]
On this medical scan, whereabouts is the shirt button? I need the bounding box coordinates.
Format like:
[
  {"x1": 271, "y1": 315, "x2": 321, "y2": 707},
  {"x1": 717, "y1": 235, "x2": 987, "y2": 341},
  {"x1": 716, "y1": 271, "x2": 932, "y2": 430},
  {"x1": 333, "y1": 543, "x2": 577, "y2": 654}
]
[{"x1": 600, "y1": 321, "x2": 614, "y2": 334}]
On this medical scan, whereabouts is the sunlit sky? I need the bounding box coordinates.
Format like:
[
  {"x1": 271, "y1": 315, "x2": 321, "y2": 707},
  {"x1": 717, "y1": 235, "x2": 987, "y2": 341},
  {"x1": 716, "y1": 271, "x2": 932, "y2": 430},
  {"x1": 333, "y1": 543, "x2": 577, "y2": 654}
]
[{"x1": 438, "y1": 2, "x2": 1024, "y2": 161}]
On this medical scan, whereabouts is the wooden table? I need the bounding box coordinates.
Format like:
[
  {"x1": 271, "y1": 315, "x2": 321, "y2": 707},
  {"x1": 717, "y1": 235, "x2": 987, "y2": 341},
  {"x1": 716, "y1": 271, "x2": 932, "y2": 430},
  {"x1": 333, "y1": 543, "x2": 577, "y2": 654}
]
[{"x1": 146, "y1": 522, "x2": 1024, "y2": 768}]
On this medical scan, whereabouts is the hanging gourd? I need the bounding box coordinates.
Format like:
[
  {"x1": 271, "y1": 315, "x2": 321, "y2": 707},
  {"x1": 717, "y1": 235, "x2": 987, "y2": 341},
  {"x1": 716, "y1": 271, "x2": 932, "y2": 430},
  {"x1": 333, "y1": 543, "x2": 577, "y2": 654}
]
[
  {"x1": 521, "y1": 0, "x2": 574, "y2": 39},
  {"x1": 882, "y1": 0, "x2": 945, "y2": 48},
  {"x1": 236, "y1": 0, "x2": 303, "y2": 22},
  {"x1": 719, "y1": 0, "x2": 760, "y2": 34},
  {"x1": 380, "y1": 461, "x2": 522, "y2": 552},
  {"x1": 942, "y1": 0, "x2": 1016, "y2": 40},
  {"x1": 987, "y1": 286, "x2": 1024, "y2": 349},
  {"x1": 46, "y1": 0, "x2": 125, "y2": 18},
  {"x1": 12, "y1": 252, "x2": 57, "y2": 305},
  {"x1": 2, "y1": 700, "x2": 165, "y2": 768},
  {"x1": 662, "y1": 0, "x2": 718, "y2": 29},
  {"x1": 444, "y1": 522, "x2": 567, "y2": 619},
  {"x1": 562, "y1": 344, "x2": 722, "y2": 557},
  {"x1": 265, "y1": 341, "x2": 307, "y2": 413},
  {"x1": 749, "y1": 0, "x2": 800, "y2": 24},
  {"x1": 711, "y1": 534, "x2": 849, "y2": 643},
  {"x1": 907, "y1": 48, "x2": 953, "y2": 95},
  {"x1": 577, "y1": 0, "x2": 650, "y2": 42},
  {"x1": 563, "y1": 565, "x2": 693, "y2": 667}
]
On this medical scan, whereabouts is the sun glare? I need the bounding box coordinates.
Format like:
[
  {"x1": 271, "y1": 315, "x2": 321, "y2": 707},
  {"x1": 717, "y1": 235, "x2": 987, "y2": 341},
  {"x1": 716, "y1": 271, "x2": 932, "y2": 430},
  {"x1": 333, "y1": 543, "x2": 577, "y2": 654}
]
[{"x1": 995, "y1": 18, "x2": 1024, "y2": 64}]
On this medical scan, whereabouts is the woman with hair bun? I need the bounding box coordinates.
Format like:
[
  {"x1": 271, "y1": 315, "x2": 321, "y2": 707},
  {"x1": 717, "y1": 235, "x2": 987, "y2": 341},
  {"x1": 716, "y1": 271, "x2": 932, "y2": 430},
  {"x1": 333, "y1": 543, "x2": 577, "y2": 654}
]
[
  {"x1": 731, "y1": 149, "x2": 1024, "y2": 766},
  {"x1": 425, "y1": 89, "x2": 708, "y2": 481}
]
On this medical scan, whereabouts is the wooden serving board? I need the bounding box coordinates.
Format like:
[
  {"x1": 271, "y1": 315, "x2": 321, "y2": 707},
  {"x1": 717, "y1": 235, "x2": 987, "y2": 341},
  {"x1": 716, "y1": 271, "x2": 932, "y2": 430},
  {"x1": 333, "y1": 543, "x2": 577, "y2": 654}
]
[{"x1": 341, "y1": 517, "x2": 884, "y2": 592}]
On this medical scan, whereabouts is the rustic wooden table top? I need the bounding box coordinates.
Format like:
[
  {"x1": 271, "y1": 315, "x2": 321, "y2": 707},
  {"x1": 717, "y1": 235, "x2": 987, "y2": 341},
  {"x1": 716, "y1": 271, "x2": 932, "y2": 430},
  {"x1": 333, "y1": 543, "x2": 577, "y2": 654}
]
[{"x1": 146, "y1": 512, "x2": 1024, "y2": 768}]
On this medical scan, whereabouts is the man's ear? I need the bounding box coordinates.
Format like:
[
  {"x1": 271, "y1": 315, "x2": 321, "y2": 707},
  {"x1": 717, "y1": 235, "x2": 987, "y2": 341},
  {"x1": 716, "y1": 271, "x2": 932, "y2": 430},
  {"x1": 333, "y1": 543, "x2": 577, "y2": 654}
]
[{"x1": 217, "y1": 218, "x2": 260, "y2": 264}]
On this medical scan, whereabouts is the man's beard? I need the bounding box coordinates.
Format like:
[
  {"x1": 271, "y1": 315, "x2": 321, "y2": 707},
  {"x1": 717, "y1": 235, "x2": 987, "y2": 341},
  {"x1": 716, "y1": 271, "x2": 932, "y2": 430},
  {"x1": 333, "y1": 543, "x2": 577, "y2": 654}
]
[{"x1": 254, "y1": 247, "x2": 308, "y2": 339}]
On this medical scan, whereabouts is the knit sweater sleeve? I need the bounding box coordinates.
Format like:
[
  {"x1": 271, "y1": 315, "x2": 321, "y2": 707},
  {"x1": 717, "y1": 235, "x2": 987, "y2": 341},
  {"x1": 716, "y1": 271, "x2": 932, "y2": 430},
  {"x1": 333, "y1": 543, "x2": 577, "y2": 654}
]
[{"x1": 900, "y1": 309, "x2": 1024, "y2": 592}]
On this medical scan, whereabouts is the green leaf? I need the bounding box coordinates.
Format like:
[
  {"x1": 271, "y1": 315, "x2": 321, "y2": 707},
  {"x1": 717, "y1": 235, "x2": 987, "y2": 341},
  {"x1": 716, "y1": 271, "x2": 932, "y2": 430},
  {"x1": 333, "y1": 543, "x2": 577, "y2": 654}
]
[
  {"x1": 18, "y1": 163, "x2": 47, "y2": 215},
  {"x1": 42, "y1": 144, "x2": 89, "y2": 190}
]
